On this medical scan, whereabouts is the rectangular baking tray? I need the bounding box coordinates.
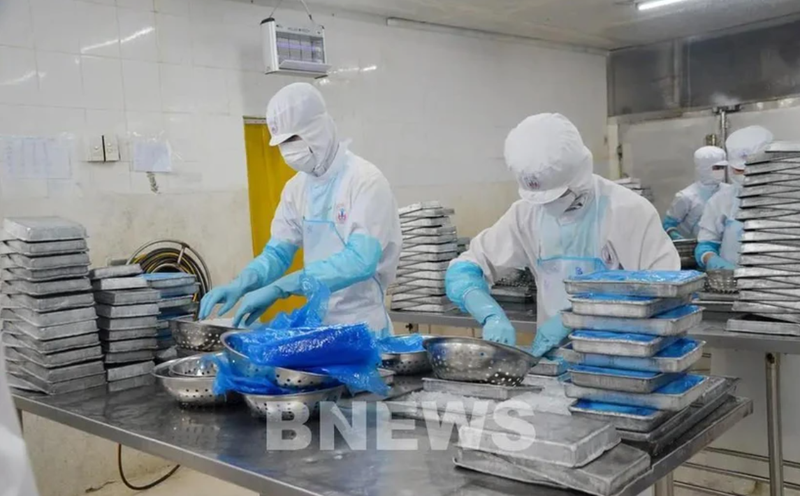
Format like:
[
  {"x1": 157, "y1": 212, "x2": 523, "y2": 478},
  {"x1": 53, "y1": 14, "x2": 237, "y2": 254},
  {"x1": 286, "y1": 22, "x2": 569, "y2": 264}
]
[
  {"x1": 743, "y1": 173, "x2": 800, "y2": 186},
  {"x1": 400, "y1": 217, "x2": 452, "y2": 230},
  {"x1": 106, "y1": 361, "x2": 155, "y2": 382},
  {"x1": 9, "y1": 370, "x2": 106, "y2": 395},
  {"x1": 5, "y1": 292, "x2": 95, "y2": 312},
  {"x1": 158, "y1": 283, "x2": 199, "y2": 298},
  {"x1": 100, "y1": 327, "x2": 157, "y2": 341},
  {"x1": 1, "y1": 238, "x2": 87, "y2": 256},
  {"x1": 735, "y1": 266, "x2": 800, "y2": 279},
  {"x1": 400, "y1": 207, "x2": 454, "y2": 219},
  {"x1": 398, "y1": 201, "x2": 442, "y2": 215},
  {"x1": 528, "y1": 357, "x2": 568, "y2": 377},
  {"x1": 727, "y1": 317, "x2": 800, "y2": 336},
  {"x1": 6, "y1": 345, "x2": 103, "y2": 368},
  {"x1": 740, "y1": 196, "x2": 800, "y2": 208},
  {"x1": 104, "y1": 350, "x2": 155, "y2": 364},
  {"x1": 399, "y1": 252, "x2": 456, "y2": 263},
  {"x1": 401, "y1": 226, "x2": 457, "y2": 237},
  {"x1": 733, "y1": 300, "x2": 800, "y2": 313},
  {"x1": 563, "y1": 374, "x2": 709, "y2": 412},
  {"x1": 92, "y1": 277, "x2": 149, "y2": 291},
  {"x1": 422, "y1": 377, "x2": 540, "y2": 400},
  {"x1": 141, "y1": 272, "x2": 196, "y2": 288},
  {"x1": 561, "y1": 305, "x2": 702, "y2": 337},
  {"x1": 402, "y1": 242, "x2": 458, "y2": 254},
  {"x1": 569, "y1": 400, "x2": 671, "y2": 433},
  {"x1": 2, "y1": 277, "x2": 92, "y2": 296},
  {"x1": 9, "y1": 306, "x2": 97, "y2": 327},
  {"x1": 22, "y1": 360, "x2": 105, "y2": 383},
  {"x1": 108, "y1": 374, "x2": 156, "y2": 392},
  {"x1": 741, "y1": 232, "x2": 800, "y2": 243},
  {"x1": 3, "y1": 319, "x2": 97, "y2": 341},
  {"x1": 89, "y1": 264, "x2": 143, "y2": 280},
  {"x1": 97, "y1": 316, "x2": 159, "y2": 331},
  {"x1": 564, "y1": 271, "x2": 705, "y2": 298},
  {"x1": 390, "y1": 292, "x2": 450, "y2": 304},
  {"x1": 458, "y1": 410, "x2": 620, "y2": 468},
  {"x1": 3, "y1": 217, "x2": 86, "y2": 242},
  {"x1": 569, "y1": 331, "x2": 682, "y2": 357},
  {"x1": 157, "y1": 296, "x2": 195, "y2": 309},
  {"x1": 569, "y1": 294, "x2": 692, "y2": 319},
  {"x1": 3, "y1": 329, "x2": 99, "y2": 354},
  {"x1": 397, "y1": 260, "x2": 450, "y2": 271},
  {"x1": 394, "y1": 270, "x2": 446, "y2": 281},
  {"x1": 453, "y1": 443, "x2": 650, "y2": 496},
  {"x1": 739, "y1": 289, "x2": 800, "y2": 301},
  {"x1": 739, "y1": 254, "x2": 800, "y2": 265},
  {"x1": 738, "y1": 184, "x2": 800, "y2": 198},
  {"x1": 5, "y1": 252, "x2": 89, "y2": 270},
  {"x1": 96, "y1": 303, "x2": 160, "y2": 318},
  {"x1": 569, "y1": 365, "x2": 681, "y2": 393},
  {"x1": 403, "y1": 234, "x2": 458, "y2": 246},
  {"x1": 94, "y1": 289, "x2": 161, "y2": 305},
  {"x1": 740, "y1": 242, "x2": 800, "y2": 254},
  {"x1": 745, "y1": 219, "x2": 800, "y2": 230},
  {"x1": 561, "y1": 339, "x2": 705, "y2": 374},
  {"x1": 388, "y1": 286, "x2": 445, "y2": 297},
  {"x1": 735, "y1": 278, "x2": 800, "y2": 290},
  {"x1": 101, "y1": 338, "x2": 158, "y2": 353},
  {"x1": 2, "y1": 265, "x2": 89, "y2": 282},
  {"x1": 737, "y1": 208, "x2": 800, "y2": 220},
  {"x1": 394, "y1": 278, "x2": 445, "y2": 289}
]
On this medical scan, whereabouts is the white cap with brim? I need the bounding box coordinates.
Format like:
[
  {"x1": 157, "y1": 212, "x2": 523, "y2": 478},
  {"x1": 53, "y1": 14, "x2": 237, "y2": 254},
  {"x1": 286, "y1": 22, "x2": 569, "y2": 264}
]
[{"x1": 519, "y1": 186, "x2": 569, "y2": 205}]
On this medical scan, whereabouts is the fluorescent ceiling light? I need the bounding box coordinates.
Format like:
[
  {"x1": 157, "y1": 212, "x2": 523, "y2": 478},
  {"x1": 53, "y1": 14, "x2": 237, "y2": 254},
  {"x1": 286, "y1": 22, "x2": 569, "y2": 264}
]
[{"x1": 637, "y1": 0, "x2": 693, "y2": 11}]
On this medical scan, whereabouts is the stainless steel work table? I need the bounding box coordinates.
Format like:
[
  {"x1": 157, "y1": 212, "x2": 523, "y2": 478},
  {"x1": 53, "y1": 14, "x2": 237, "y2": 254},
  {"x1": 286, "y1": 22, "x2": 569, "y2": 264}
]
[
  {"x1": 13, "y1": 379, "x2": 750, "y2": 496},
  {"x1": 390, "y1": 309, "x2": 797, "y2": 496}
]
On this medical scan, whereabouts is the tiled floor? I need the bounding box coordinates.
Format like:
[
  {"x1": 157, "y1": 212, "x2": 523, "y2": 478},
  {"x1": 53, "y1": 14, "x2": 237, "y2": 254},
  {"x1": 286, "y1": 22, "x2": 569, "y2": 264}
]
[{"x1": 83, "y1": 468, "x2": 256, "y2": 496}]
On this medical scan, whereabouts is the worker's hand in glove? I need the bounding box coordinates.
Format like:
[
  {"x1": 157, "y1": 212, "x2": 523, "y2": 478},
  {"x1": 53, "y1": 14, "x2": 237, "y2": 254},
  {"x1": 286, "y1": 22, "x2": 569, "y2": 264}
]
[
  {"x1": 482, "y1": 315, "x2": 517, "y2": 346},
  {"x1": 199, "y1": 272, "x2": 258, "y2": 320},
  {"x1": 232, "y1": 285, "x2": 284, "y2": 328},
  {"x1": 668, "y1": 230, "x2": 684, "y2": 241},
  {"x1": 531, "y1": 316, "x2": 570, "y2": 358},
  {"x1": 706, "y1": 254, "x2": 735, "y2": 270}
]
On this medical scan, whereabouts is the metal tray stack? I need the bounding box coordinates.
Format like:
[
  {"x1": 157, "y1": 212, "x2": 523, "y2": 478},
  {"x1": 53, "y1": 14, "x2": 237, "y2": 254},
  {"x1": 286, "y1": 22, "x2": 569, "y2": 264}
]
[
  {"x1": 390, "y1": 202, "x2": 459, "y2": 313},
  {"x1": 732, "y1": 143, "x2": 800, "y2": 326},
  {"x1": 142, "y1": 272, "x2": 199, "y2": 353},
  {"x1": 491, "y1": 267, "x2": 536, "y2": 306},
  {"x1": 91, "y1": 264, "x2": 158, "y2": 384},
  {"x1": 1, "y1": 217, "x2": 106, "y2": 394},
  {"x1": 673, "y1": 239, "x2": 698, "y2": 270}
]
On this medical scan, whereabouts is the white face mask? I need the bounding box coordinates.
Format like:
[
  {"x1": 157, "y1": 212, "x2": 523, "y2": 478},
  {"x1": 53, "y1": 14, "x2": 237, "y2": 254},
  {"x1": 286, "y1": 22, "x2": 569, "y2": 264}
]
[
  {"x1": 710, "y1": 169, "x2": 726, "y2": 183},
  {"x1": 544, "y1": 191, "x2": 578, "y2": 218},
  {"x1": 279, "y1": 140, "x2": 317, "y2": 174},
  {"x1": 730, "y1": 170, "x2": 744, "y2": 186}
]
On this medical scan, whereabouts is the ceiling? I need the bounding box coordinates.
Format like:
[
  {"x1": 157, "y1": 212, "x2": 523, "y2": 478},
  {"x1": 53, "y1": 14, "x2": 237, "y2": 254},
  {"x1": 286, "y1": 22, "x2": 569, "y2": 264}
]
[{"x1": 262, "y1": 0, "x2": 800, "y2": 50}]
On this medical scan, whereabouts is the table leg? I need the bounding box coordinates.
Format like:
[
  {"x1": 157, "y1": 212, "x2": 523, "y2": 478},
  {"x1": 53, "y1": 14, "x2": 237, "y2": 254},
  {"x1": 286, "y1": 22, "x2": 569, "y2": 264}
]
[
  {"x1": 16, "y1": 408, "x2": 23, "y2": 432},
  {"x1": 654, "y1": 472, "x2": 674, "y2": 496},
  {"x1": 766, "y1": 352, "x2": 784, "y2": 496}
]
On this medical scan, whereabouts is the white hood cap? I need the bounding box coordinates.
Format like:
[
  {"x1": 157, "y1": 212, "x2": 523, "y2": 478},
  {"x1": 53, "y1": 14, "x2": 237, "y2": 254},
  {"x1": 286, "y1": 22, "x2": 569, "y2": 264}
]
[
  {"x1": 694, "y1": 146, "x2": 728, "y2": 184},
  {"x1": 504, "y1": 113, "x2": 593, "y2": 204},
  {"x1": 266, "y1": 83, "x2": 339, "y2": 174},
  {"x1": 726, "y1": 125, "x2": 774, "y2": 170}
]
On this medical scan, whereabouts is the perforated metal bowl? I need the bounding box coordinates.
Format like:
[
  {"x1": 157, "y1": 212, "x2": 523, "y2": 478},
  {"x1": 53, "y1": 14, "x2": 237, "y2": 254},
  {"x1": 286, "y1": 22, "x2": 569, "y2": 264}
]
[
  {"x1": 243, "y1": 385, "x2": 346, "y2": 421},
  {"x1": 153, "y1": 359, "x2": 239, "y2": 407},
  {"x1": 381, "y1": 351, "x2": 432, "y2": 375},
  {"x1": 169, "y1": 353, "x2": 219, "y2": 377},
  {"x1": 220, "y1": 330, "x2": 337, "y2": 390},
  {"x1": 423, "y1": 337, "x2": 538, "y2": 386},
  {"x1": 171, "y1": 319, "x2": 235, "y2": 352},
  {"x1": 706, "y1": 269, "x2": 737, "y2": 293}
]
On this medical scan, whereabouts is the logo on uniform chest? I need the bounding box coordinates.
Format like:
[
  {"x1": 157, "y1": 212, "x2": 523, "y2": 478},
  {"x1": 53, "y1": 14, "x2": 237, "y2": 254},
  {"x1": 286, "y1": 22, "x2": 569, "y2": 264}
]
[{"x1": 335, "y1": 203, "x2": 347, "y2": 224}]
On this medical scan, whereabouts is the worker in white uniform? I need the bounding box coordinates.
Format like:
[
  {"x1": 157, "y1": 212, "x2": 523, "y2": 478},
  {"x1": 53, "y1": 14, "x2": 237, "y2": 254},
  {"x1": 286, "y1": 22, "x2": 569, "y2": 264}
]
[
  {"x1": 695, "y1": 126, "x2": 774, "y2": 270},
  {"x1": 445, "y1": 113, "x2": 680, "y2": 357},
  {"x1": 663, "y1": 146, "x2": 730, "y2": 240},
  {"x1": 199, "y1": 83, "x2": 402, "y2": 336},
  {"x1": 1, "y1": 342, "x2": 40, "y2": 496}
]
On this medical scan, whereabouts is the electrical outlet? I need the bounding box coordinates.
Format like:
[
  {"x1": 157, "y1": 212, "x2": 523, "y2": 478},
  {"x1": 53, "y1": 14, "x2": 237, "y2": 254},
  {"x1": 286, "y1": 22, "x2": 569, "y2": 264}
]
[
  {"x1": 103, "y1": 134, "x2": 120, "y2": 161},
  {"x1": 85, "y1": 136, "x2": 105, "y2": 162}
]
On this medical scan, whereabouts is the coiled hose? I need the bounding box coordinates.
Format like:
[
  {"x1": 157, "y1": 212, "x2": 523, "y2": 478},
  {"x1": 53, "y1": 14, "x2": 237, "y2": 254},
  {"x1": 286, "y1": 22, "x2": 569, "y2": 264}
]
[{"x1": 115, "y1": 239, "x2": 212, "y2": 489}]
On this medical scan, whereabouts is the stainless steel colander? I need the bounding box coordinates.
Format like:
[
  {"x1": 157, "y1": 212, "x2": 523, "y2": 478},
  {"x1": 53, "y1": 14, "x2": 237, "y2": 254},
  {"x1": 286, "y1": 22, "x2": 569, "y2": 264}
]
[
  {"x1": 381, "y1": 351, "x2": 432, "y2": 375},
  {"x1": 242, "y1": 385, "x2": 345, "y2": 421},
  {"x1": 153, "y1": 359, "x2": 239, "y2": 407},
  {"x1": 423, "y1": 337, "x2": 537, "y2": 386}
]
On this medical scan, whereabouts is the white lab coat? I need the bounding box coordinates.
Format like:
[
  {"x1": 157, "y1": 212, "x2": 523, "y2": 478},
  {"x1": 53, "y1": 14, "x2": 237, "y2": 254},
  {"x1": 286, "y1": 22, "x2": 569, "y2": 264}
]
[
  {"x1": 696, "y1": 184, "x2": 739, "y2": 263},
  {"x1": 270, "y1": 145, "x2": 402, "y2": 332},
  {"x1": 666, "y1": 182, "x2": 729, "y2": 238},
  {"x1": 1, "y1": 342, "x2": 40, "y2": 496},
  {"x1": 456, "y1": 175, "x2": 681, "y2": 324}
]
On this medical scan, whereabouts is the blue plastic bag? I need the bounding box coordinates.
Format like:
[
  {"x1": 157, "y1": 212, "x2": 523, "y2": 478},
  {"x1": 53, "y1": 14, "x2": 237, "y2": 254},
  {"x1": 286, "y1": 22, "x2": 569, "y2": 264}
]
[
  {"x1": 376, "y1": 334, "x2": 425, "y2": 354},
  {"x1": 263, "y1": 276, "x2": 330, "y2": 330}
]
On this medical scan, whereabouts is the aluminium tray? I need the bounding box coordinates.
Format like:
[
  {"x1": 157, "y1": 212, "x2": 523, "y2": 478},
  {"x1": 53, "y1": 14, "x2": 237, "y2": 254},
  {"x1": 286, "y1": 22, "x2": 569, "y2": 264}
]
[
  {"x1": 738, "y1": 183, "x2": 800, "y2": 198},
  {"x1": 561, "y1": 305, "x2": 702, "y2": 337},
  {"x1": 569, "y1": 400, "x2": 671, "y2": 433},
  {"x1": 9, "y1": 307, "x2": 97, "y2": 327},
  {"x1": 94, "y1": 289, "x2": 161, "y2": 305},
  {"x1": 733, "y1": 300, "x2": 800, "y2": 313},
  {"x1": 3, "y1": 329, "x2": 99, "y2": 354},
  {"x1": 21, "y1": 360, "x2": 105, "y2": 384},
  {"x1": 735, "y1": 278, "x2": 800, "y2": 290},
  {"x1": 741, "y1": 232, "x2": 800, "y2": 243},
  {"x1": 569, "y1": 331, "x2": 681, "y2": 358},
  {"x1": 390, "y1": 293, "x2": 450, "y2": 304},
  {"x1": 388, "y1": 286, "x2": 445, "y2": 297},
  {"x1": 400, "y1": 226, "x2": 457, "y2": 237},
  {"x1": 528, "y1": 357, "x2": 568, "y2": 377},
  {"x1": 745, "y1": 219, "x2": 800, "y2": 230},
  {"x1": 561, "y1": 339, "x2": 704, "y2": 374},
  {"x1": 399, "y1": 252, "x2": 456, "y2": 263},
  {"x1": 737, "y1": 208, "x2": 800, "y2": 220},
  {"x1": 104, "y1": 350, "x2": 155, "y2": 364},
  {"x1": 2, "y1": 265, "x2": 89, "y2": 281},
  {"x1": 2, "y1": 277, "x2": 91, "y2": 295},
  {"x1": 397, "y1": 260, "x2": 450, "y2": 271},
  {"x1": 2, "y1": 319, "x2": 97, "y2": 341},
  {"x1": 100, "y1": 328, "x2": 158, "y2": 341},
  {"x1": 91, "y1": 277, "x2": 149, "y2": 291},
  {"x1": 569, "y1": 365, "x2": 680, "y2": 394},
  {"x1": 398, "y1": 201, "x2": 442, "y2": 215},
  {"x1": 6, "y1": 345, "x2": 103, "y2": 368},
  {"x1": 1, "y1": 238, "x2": 87, "y2": 256},
  {"x1": 563, "y1": 375, "x2": 709, "y2": 412},
  {"x1": 108, "y1": 374, "x2": 156, "y2": 392},
  {"x1": 4, "y1": 252, "x2": 90, "y2": 270},
  {"x1": 740, "y1": 195, "x2": 800, "y2": 208},
  {"x1": 107, "y1": 361, "x2": 155, "y2": 382},
  {"x1": 3, "y1": 217, "x2": 86, "y2": 242},
  {"x1": 394, "y1": 278, "x2": 445, "y2": 289},
  {"x1": 400, "y1": 207, "x2": 454, "y2": 219},
  {"x1": 142, "y1": 272, "x2": 197, "y2": 288},
  {"x1": 400, "y1": 217, "x2": 452, "y2": 230},
  {"x1": 5, "y1": 292, "x2": 95, "y2": 312},
  {"x1": 569, "y1": 294, "x2": 692, "y2": 319},
  {"x1": 421, "y1": 377, "x2": 540, "y2": 401},
  {"x1": 101, "y1": 338, "x2": 158, "y2": 353},
  {"x1": 158, "y1": 283, "x2": 199, "y2": 298},
  {"x1": 394, "y1": 269, "x2": 446, "y2": 281},
  {"x1": 739, "y1": 289, "x2": 800, "y2": 301},
  {"x1": 458, "y1": 410, "x2": 620, "y2": 468},
  {"x1": 97, "y1": 315, "x2": 159, "y2": 331},
  {"x1": 89, "y1": 264, "x2": 143, "y2": 280},
  {"x1": 739, "y1": 253, "x2": 800, "y2": 265},
  {"x1": 157, "y1": 296, "x2": 195, "y2": 309},
  {"x1": 743, "y1": 173, "x2": 800, "y2": 186},
  {"x1": 403, "y1": 234, "x2": 458, "y2": 246},
  {"x1": 96, "y1": 303, "x2": 160, "y2": 318},
  {"x1": 402, "y1": 243, "x2": 459, "y2": 254},
  {"x1": 740, "y1": 242, "x2": 800, "y2": 254},
  {"x1": 8, "y1": 370, "x2": 106, "y2": 395},
  {"x1": 726, "y1": 317, "x2": 800, "y2": 336},
  {"x1": 745, "y1": 160, "x2": 800, "y2": 175},
  {"x1": 564, "y1": 271, "x2": 705, "y2": 298}
]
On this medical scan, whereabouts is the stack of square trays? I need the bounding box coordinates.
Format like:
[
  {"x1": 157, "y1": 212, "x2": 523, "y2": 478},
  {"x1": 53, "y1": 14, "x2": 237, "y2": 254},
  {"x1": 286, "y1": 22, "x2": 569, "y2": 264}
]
[
  {"x1": 730, "y1": 142, "x2": 800, "y2": 328},
  {"x1": 0, "y1": 217, "x2": 105, "y2": 395},
  {"x1": 91, "y1": 264, "x2": 158, "y2": 389},
  {"x1": 558, "y1": 270, "x2": 735, "y2": 455},
  {"x1": 390, "y1": 201, "x2": 458, "y2": 313},
  {"x1": 141, "y1": 272, "x2": 199, "y2": 356}
]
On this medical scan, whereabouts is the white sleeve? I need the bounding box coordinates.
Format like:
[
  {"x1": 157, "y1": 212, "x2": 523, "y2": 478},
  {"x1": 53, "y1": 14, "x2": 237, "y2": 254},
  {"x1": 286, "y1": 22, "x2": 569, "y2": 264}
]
[
  {"x1": 665, "y1": 192, "x2": 691, "y2": 223},
  {"x1": 347, "y1": 171, "x2": 401, "y2": 252},
  {"x1": 453, "y1": 205, "x2": 530, "y2": 285},
  {"x1": 270, "y1": 180, "x2": 303, "y2": 246},
  {"x1": 697, "y1": 192, "x2": 727, "y2": 245}
]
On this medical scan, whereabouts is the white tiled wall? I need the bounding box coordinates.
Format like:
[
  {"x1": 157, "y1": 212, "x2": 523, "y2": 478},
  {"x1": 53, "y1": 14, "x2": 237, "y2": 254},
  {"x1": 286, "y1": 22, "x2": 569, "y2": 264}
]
[{"x1": 0, "y1": 1, "x2": 607, "y2": 494}]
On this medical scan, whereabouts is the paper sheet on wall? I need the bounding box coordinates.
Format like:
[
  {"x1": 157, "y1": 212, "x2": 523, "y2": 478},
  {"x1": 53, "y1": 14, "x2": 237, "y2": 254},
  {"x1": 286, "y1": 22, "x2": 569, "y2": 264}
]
[
  {"x1": 133, "y1": 141, "x2": 172, "y2": 173},
  {"x1": 0, "y1": 136, "x2": 71, "y2": 179}
]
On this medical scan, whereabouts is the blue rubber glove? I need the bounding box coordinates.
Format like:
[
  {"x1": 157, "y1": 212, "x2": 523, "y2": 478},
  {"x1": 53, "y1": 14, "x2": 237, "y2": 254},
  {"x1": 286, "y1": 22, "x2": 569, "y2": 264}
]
[
  {"x1": 531, "y1": 315, "x2": 570, "y2": 358},
  {"x1": 695, "y1": 240, "x2": 721, "y2": 269},
  {"x1": 668, "y1": 230, "x2": 684, "y2": 241},
  {"x1": 706, "y1": 254, "x2": 736, "y2": 270},
  {"x1": 232, "y1": 285, "x2": 284, "y2": 328},
  {"x1": 482, "y1": 315, "x2": 516, "y2": 345},
  {"x1": 198, "y1": 239, "x2": 297, "y2": 320}
]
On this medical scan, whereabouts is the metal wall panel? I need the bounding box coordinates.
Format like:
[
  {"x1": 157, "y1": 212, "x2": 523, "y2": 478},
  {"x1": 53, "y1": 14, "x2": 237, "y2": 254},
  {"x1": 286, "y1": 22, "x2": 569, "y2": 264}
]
[{"x1": 608, "y1": 41, "x2": 679, "y2": 116}]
